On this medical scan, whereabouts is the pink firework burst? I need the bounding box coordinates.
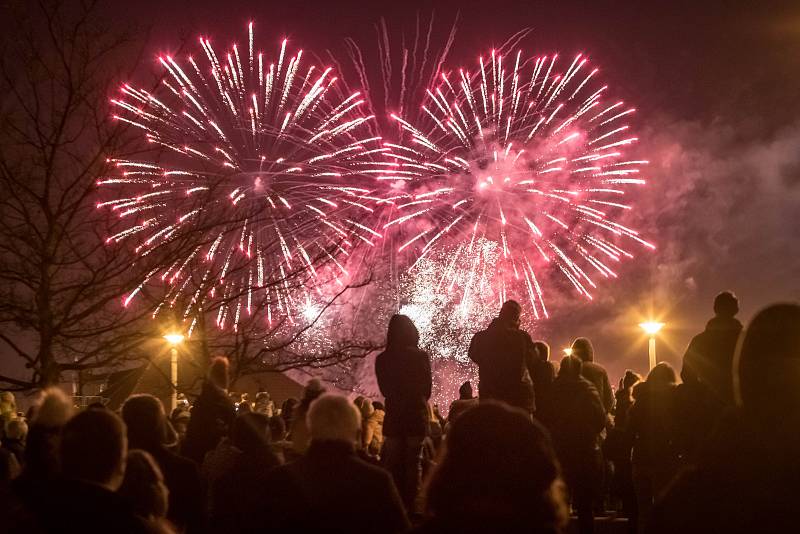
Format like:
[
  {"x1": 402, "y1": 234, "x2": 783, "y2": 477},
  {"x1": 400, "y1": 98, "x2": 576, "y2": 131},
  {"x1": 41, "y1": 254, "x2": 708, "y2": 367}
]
[
  {"x1": 99, "y1": 23, "x2": 388, "y2": 332},
  {"x1": 386, "y1": 50, "x2": 655, "y2": 319}
]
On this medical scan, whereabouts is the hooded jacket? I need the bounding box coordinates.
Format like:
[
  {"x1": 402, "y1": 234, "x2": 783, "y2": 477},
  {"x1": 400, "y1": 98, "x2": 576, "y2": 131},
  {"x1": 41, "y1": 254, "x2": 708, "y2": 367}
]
[{"x1": 468, "y1": 318, "x2": 537, "y2": 412}]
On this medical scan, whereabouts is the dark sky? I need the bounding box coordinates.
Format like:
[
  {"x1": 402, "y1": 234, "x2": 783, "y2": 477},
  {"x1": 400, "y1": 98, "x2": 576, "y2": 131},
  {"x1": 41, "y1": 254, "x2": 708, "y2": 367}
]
[
  {"x1": 8, "y1": 0, "x2": 795, "y2": 388},
  {"x1": 115, "y1": 0, "x2": 800, "y2": 379}
]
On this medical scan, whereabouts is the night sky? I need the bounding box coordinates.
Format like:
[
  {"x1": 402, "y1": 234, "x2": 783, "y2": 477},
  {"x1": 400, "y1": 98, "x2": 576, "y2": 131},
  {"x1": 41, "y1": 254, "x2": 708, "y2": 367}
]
[{"x1": 7, "y1": 0, "x2": 800, "y2": 385}]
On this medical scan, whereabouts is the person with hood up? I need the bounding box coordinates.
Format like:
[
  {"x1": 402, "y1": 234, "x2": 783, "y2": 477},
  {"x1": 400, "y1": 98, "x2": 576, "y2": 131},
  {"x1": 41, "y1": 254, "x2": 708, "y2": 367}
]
[
  {"x1": 181, "y1": 357, "x2": 236, "y2": 465},
  {"x1": 468, "y1": 300, "x2": 538, "y2": 413},
  {"x1": 375, "y1": 314, "x2": 432, "y2": 513},
  {"x1": 571, "y1": 337, "x2": 615, "y2": 414},
  {"x1": 681, "y1": 291, "x2": 743, "y2": 406},
  {"x1": 549, "y1": 355, "x2": 606, "y2": 534}
]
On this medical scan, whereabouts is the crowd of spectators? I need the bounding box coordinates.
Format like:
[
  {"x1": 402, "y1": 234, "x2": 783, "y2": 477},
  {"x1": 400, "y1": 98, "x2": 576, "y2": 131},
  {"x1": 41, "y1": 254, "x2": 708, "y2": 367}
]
[{"x1": 1, "y1": 290, "x2": 798, "y2": 533}]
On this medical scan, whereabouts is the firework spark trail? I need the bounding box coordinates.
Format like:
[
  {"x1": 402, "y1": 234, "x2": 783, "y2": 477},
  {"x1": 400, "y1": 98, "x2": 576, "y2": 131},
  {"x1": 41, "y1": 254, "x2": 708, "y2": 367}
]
[
  {"x1": 387, "y1": 50, "x2": 655, "y2": 320},
  {"x1": 100, "y1": 24, "x2": 388, "y2": 331}
]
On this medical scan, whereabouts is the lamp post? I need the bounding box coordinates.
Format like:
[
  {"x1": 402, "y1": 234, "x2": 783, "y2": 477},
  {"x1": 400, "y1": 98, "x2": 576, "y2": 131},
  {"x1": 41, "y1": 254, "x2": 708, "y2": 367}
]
[
  {"x1": 638, "y1": 322, "x2": 664, "y2": 371},
  {"x1": 163, "y1": 332, "x2": 184, "y2": 411}
]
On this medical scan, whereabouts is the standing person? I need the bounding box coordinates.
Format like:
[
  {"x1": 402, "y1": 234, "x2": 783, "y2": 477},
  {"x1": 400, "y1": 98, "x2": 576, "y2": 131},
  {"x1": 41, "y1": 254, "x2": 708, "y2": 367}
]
[
  {"x1": 266, "y1": 395, "x2": 409, "y2": 533},
  {"x1": 44, "y1": 410, "x2": 148, "y2": 533},
  {"x1": 122, "y1": 395, "x2": 204, "y2": 533},
  {"x1": 290, "y1": 379, "x2": 326, "y2": 455},
  {"x1": 606, "y1": 371, "x2": 642, "y2": 529},
  {"x1": 531, "y1": 341, "x2": 557, "y2": 425},
  {"x1": 571, "y1": 338, "x2": 615, "y2": 414},
  {"x1": 375, "y1": 314, "x2": 432, "y2": 513},
  {"x1": 682, "y1": 291, "x2": 743, "y2": 406},
  {"x1": 118, "y1": 450, "x2": 174, "y2": 534},
  {"x1": 468, "y1": 300, "x2": 538, "y2": 413},
  {"x1": 549, "y1": 356, "x2": 606, "y2": 534},
  {"x1": 447, "y1": 381, "x2": 479, "y2": 425},
  {"x1": 209, "y1": 413, "x2": 281, "y2": 533},
  {"x1": 367, "y1": 401, "x2": 385, "y2": 456},
  {"x1": 182, "y1": 357, "x2": 236, "y2": 465},
  {"x1": 628, "y1": 363, "x2": 679, "y2": 533},
  {"x1": 648, "y1": 303, "x2": 800, "y2": 534},
  {"x1": 253, "y1": 391, "x2": 274, "y2": 417}
]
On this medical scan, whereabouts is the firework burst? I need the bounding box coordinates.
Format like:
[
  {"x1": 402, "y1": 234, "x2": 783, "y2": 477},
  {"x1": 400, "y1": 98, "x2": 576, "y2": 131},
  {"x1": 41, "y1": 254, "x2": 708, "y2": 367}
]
[
  {"x1": 99, "y1": 23, "x2": 390, "y2": 333},
  {"x1": 386, "y1": 50, "x2": 655, "y2": 320}
]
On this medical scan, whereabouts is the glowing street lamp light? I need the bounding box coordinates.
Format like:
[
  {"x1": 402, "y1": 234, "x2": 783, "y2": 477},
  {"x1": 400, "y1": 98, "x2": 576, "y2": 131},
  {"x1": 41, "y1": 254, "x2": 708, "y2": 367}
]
[
  {"x1": 638, "y1": 322, "x2": 665, "y2": 371},
  {"x1": 163, "y1": 332, "x2": 185, "y2": 411},
  {"x1": 563, "y1": 347, "x2": 574, "y2": 356}
]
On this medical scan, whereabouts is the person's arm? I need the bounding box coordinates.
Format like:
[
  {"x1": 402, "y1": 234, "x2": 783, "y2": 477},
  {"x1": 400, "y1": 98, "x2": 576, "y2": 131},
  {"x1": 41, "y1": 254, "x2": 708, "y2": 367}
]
[
  {"x1": 468, "y1": 332, "x2": 483, "y2": 365},
  {"x1": 421, "y1": 350, "x2": 433, "y2": 400},
  {"x1": 602, "y1": 370, "x2": 615, "y2": 413}
]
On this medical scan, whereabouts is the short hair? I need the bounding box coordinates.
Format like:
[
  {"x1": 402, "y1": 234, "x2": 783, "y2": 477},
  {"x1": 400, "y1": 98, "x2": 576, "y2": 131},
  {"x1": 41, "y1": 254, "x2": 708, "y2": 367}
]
[
  {"x1": 61, "y1": 409, "x2": 126, "y2": 486},
  {"x1": 571, "y1": 337, "x2": 594, "y2": 362},
  {"x1": 307, "y1": 394, "x2": 361, "y2": 444},
  {"x1": 558, "y1": 355, "x2": 583, "y2": 379},
  {"x1": 533, "y1": 341, "x2": 551, "y2": 361},
  {"x1": 118, "y1": 449, "x2": 168, "y2": 519},
  {"x1": 208, "y1": 356, "x2": 230, "y2": 390},
  {"x1": 122, "y1": 394, "x2": 166, "y2": 449},
  {"x1": 499, "y1": 300, "x2": 522, "y2": 322},
  {"x1": 646, "y1": 362, "x2": 677, "y2": 386},
  {"x1": 713, "y1": 291, "x2": 739, "y2": 317}
]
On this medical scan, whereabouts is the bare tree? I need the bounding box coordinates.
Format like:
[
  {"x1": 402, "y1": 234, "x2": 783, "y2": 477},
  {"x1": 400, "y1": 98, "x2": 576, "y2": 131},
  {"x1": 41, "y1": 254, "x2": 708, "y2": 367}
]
[{"x1": 0, "y1": 0, "x2": 168, "y2": 389}]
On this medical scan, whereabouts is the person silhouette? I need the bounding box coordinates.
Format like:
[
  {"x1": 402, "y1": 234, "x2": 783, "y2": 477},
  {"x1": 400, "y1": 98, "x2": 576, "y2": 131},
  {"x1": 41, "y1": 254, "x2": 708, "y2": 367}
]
[
  {"x1": 648, "y1": 303, "x2": 800, "y2": 533},
  {"x1": 681, "y1": 291, "x2": 743, "y2": 406},
  {"x1": 468, "y1": 300, "x2": 538, "y2": 413}
]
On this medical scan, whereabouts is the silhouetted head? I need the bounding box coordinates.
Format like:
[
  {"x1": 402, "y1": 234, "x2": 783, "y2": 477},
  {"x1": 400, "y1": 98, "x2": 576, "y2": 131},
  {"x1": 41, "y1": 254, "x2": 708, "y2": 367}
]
[
  {"x1": 386, "y1": 314, "x2": 420, "y2": 349},
  {"x1": 424, "y1": 402, "x2": 567, "y2": 528},
  {"x1": 558, "y1": 355, "x2": 583, "y2": 380},
  {"x1": 571, "y1": 337, "x2": 594, "y2": 362},
  {"x1": 713, "y1": 291, "x2": 739, "y2": 318},
  {"x1": 268, "y1": 415, "x2": 286, "y2": 442},
  {"x1": 24, "y1": 388, "x2": 74, "y2": 479},
  {"x1": 61, "y1": 409, "x2": 127, "y2": 491},
  {"x1": 208, "y1": 356, "x2": 230, "y2": 390},
  {"x1": 307, "y1": 394, "x2": 361, "y2": 445},
  {"x1": 122, "y1": 394, "x2": 167, "y2": 451},
  {"x1": 533, "y1": 341, "x2": 551, "y2": 361},
  {"x1": 118, "y1": 449, "x2": 168, "y2": 520},
  {"x1": 231, "y1": 412, "x2": 271, "y2": 455},
  {"x1": 622, "y1": 370, "x2": 642, "y2": 390},
  {"x1": 458, "y1": 381, "x2": 473, "y2": 399},
  {"x1": 646, "y1": 362, "x2": 677, "y2": 388},
  {"x1": 303, "y1": 378, "x2": 326, "y2": 401},
  {"x1": 735, "y1": 303, "x2": 800, "y2": 417},
  {"x1": 498, "y1": 300, "x2": 522, "y2": 327}
]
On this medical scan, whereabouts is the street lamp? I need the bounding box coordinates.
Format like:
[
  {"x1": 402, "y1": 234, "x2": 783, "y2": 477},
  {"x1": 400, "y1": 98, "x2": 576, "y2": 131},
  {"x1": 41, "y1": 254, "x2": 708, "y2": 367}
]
[
  {"x1": 163, "y1": 332, "x2": 184, "y2": 411},
  {"x1": 638, "y1": 321, "x2": 664, "y2": 371}
]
